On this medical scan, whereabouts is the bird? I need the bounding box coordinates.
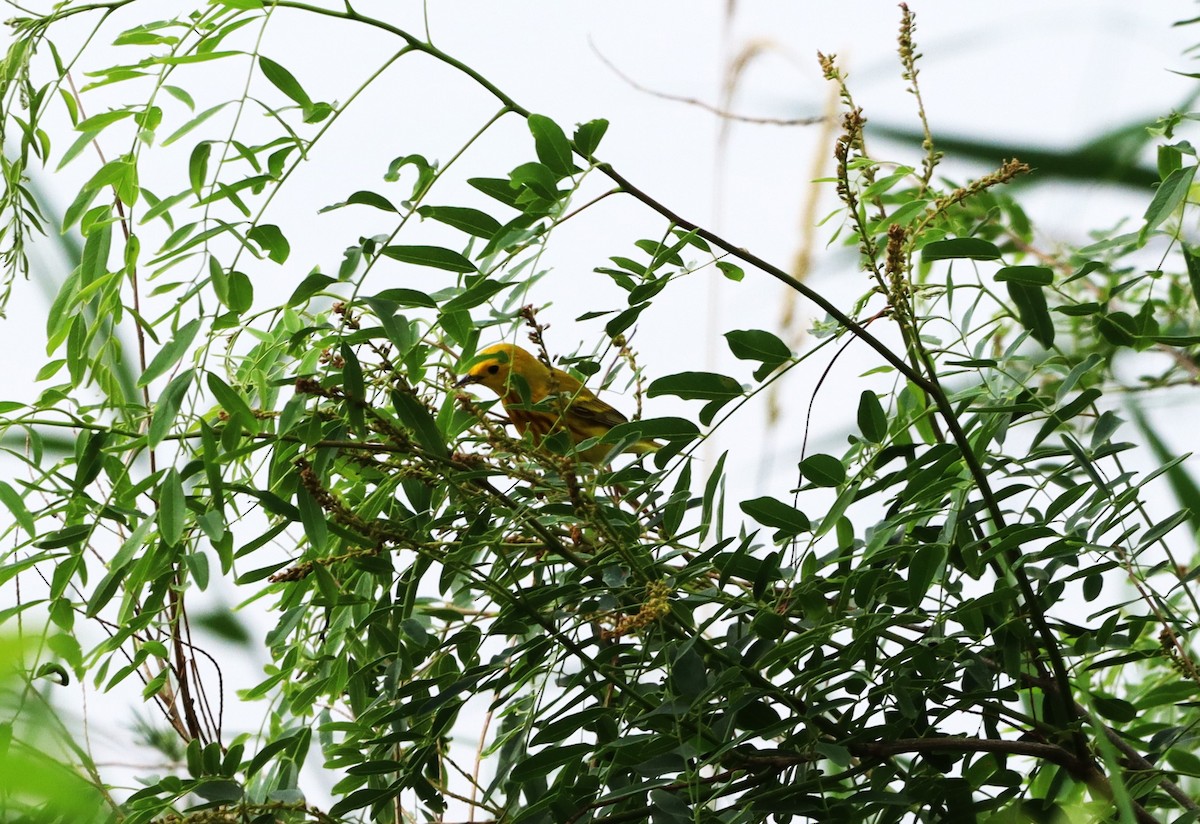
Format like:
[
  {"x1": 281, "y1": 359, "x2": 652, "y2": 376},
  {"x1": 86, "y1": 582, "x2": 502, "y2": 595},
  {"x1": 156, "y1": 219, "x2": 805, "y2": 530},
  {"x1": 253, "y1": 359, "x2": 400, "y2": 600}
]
[{"x1": 456, "y1": 343, "x2": 658, "y2": 463}]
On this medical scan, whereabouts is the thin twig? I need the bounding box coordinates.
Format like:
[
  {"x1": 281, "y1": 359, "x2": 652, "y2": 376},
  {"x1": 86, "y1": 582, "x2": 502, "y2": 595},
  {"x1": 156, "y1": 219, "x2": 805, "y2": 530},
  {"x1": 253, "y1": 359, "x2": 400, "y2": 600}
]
[{"x1": 591, "y1": 39, "x2": 825, "y2": 127}]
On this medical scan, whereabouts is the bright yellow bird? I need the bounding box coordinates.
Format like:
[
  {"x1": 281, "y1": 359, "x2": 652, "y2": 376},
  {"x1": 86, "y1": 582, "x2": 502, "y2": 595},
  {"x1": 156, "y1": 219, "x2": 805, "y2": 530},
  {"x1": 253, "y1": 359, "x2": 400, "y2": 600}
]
[{"x1": 456, "y1": 343, "x2": 658, "y2": 463}]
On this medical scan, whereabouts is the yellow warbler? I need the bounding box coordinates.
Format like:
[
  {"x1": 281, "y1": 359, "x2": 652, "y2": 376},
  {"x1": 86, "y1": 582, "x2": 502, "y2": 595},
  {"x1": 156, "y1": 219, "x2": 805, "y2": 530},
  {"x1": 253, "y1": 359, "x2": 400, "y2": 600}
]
[{"x1": 456, "y1": 343, "x2": 657, "y2": 463}]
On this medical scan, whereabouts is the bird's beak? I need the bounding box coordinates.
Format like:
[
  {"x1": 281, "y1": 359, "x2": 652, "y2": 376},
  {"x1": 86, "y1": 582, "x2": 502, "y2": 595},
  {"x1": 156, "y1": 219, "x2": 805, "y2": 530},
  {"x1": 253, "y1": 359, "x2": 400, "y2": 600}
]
[{"x1": 455, "y1": 374, "x2": 480, "y2": 388}]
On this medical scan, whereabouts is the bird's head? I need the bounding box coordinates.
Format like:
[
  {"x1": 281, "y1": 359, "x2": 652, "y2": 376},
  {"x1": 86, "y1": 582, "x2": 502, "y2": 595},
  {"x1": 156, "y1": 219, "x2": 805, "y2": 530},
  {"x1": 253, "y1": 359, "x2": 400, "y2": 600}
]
[{"x1": 456, "y1": 343, "x2": 539, "y2": 396}]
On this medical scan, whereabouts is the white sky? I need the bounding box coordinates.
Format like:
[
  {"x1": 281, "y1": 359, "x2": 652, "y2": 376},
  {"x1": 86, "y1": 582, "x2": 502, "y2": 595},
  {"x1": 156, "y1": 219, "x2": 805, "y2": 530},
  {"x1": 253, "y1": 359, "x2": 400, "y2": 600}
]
[{"x1": 3, "y1": 0, "x2": 1199, "y2": 812}]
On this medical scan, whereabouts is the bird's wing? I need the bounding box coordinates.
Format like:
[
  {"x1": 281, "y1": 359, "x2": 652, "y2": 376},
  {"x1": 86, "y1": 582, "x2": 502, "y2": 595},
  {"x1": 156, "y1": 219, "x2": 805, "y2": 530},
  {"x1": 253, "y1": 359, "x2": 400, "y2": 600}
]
[
  {"x1": 542, "y1": 367, "x2": 628, "y2": 426},
  {"x1": 565, "y1": 387, "x2": 629, "y2": 430}
]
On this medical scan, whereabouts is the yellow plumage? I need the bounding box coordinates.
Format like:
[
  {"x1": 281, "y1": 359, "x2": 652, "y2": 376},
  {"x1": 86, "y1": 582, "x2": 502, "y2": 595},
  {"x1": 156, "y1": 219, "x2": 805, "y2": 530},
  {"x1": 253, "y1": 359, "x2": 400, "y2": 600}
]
[{"x1": 457, "y1": 343, "x2": 657, "y2": 463}]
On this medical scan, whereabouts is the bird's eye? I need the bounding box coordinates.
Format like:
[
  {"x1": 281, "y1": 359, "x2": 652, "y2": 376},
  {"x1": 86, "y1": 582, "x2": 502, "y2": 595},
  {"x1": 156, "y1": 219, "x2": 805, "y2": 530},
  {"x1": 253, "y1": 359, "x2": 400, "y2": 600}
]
[{"x1": 487, "y1": 364, "x2": 500, "y2": 375}]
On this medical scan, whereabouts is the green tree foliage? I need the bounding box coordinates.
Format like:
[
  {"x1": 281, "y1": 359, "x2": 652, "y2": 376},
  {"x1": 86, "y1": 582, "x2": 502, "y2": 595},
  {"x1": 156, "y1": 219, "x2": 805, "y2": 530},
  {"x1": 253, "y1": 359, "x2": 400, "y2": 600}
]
[{"x1": 3, "y1": 3, "x2": 1200, "y2": 822}]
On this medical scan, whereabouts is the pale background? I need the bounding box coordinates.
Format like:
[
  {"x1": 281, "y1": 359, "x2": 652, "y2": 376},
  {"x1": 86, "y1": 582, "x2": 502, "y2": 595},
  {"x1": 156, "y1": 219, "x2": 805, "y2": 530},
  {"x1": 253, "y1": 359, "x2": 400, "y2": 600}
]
[{"x1": 3, "y1": 0, "x2": 1197, "y2": 811}]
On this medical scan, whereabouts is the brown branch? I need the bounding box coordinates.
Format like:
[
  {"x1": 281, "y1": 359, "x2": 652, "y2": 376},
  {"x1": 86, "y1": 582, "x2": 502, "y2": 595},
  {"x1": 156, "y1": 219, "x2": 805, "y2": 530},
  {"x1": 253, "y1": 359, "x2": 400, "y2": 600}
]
[
  {"x1": 850, "y1": 737, "x2": 1157, "y2": 824},
  {"x1": 1088, "y1": 708, "x2": 1200, "y2": 814},
  {"x1": 167, "y1": 589, "x2": 203, "y2": 742},
  {"x1": 851, "y1": 735, "x2": 1073, "y2": 763}
]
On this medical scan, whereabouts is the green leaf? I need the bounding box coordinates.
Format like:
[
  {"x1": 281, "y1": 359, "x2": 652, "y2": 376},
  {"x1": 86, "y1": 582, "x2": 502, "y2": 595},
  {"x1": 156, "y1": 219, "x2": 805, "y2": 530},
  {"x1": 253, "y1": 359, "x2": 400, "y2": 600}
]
[
  {"x1": 1184, "y1": 244, "x2": 1200, "y2": 316},
  {"x1": 149, "y1": 370, "x2": 194, "y2": 449},
  {"x1": 1054, "y1": 301, "x2": 1102, "y2": 317},
  {"x1": 0, "y1": 480, "x2": 35, "y2": 537},
  {"x1": 1159, "y1": 144, "x2": 1184, "y2": 178},
  {"x1": 337, "y1": 244, "x2": 361, "y2": 279},
  {"x1": 994, "y1": 265, "x2": 1053, "y2": 285},
  {"x1": 921, "y1": 238, "x2": 1003, "y2": 261},
  {"x1": 393, "y1": 392, "x2": 448, "y2": 458},
  {"x1": 604, "y1": 303, "x2": 650, "y2": 338},
  {"x1": 815, "y1": 742, "x2": 852, "y2": 768},
  {"x1": 57, "y1": 125, "x2": 104, "y2": 171},
  {"x1": 139, "y1": 319, "x2": 201, "y2": 387},
  {"x1": 371, "y1": 288, "x2": 437, "y2": 308},
  {"x1": 1132, "y1": 406, "x2": 1200, "y2": 539},
  {"x1": 1006, "y1": 281, "x2": 1054, "y2": 347},
  {"x1": 1142, "y1": 164, "x2": 1196, "y2": 240},
  {"x1": 1065, "y1": 260, "x2": 1105, "y2": 284},
  {"x1": 725, "y1": 329, "x2": 791, "y2": 381},
  {"x1": 1091, "y1": 694, "x2": 1137, "y2": 723},
  {"x1": 163, "y1": 84, "x2": 195, "y2": 110},
  {"x1": 1152, "y1": 334, "x2": 1200, "y2": 345},
  {"x1": 417, "y1": 205, "x2": 500, "y2": 238},
  {"x1": 660, "y1": 461, "x2": 693, "y2": 535},
  {"x1": 247, "y1": 224, "x2": 289, "y2": 264},
  {"x1": 671, "y1": 647, "x2": 707, "y2": 699},
  {"x1": 385, "y1": 154, "x2": 435, "y2": 200},
  {"x1": 34, "y1": 524, "x2": 92, "y2": 550},
  {"x1": 221, "y1": 270, "x2": 253, "y2": 315},
  {"x1": 79, "y1": 210, "x2": 113, "y2": 285},
  {"x1": 66, "y1": 156, "x2": 138, "y2": 227},
  {"x1": 908, "y1": 544, "x2": 946, "y2": 605},
  {"x1": 605, "y1": 416, "x2": 700, "y2": 444},
  {"x1": 573, "y1": 118, "x2": 608, "y2": 157},
  {"x1": 1167, "y1": 748, "x2": 1200, "y2": 776},
  {"x1": 881, "y1": 198, "x2": 929, "y2": 227},
  {"x1": 647, "y1": 371, "x2": 742, "y2": 426},
  {"x1": 61, "y1": 184, "x2": 103, "y2": 233},
  {"x1": 528, "y1": 114, "x2": 576, "y2": 177},
  {"x1": 189, "y1": 141, "x2": 211, "y2": 196},
  {"x1": 85, "y1": 564, "x2": 128, "y2": 618},
  {"x1": 258, "y1": 56, "x2": 313, "y2": 107},
  {"x1": 75, "y1": 430, "x2": 107, "y2": 489},
  {"x1": 206, "y1": 373, "x2": 256, "y2": 431},
  {"x1": 237, "y1": 561, "x2": 291, "y2": 585},
  {"x1": 736, "y1": 701, "x2": 783, "y2": 736},
  {"x1": 35, "y1": 662, "x2": 70, "y2": 687},
  {"x1": 158, "y1": 468, "x2": 186, "y2": 547},
  {"x1": 509, "y1": 161, "x2": 560, "y2": 200},
  {"x1": 740, "y1": 496, "x2": 810, "y2": 536},
  {"x1": 531, "y1": 708, "x2": 608, "y2": 746},
  {"x1": 509, "y1": 743, "x2": 593, "y2": 784},
  {"x1": 597, "y1": 563, "x2": 628, "y2": 590},
  {"x1": 861, "y1": 168, "x2": 915, "y2": 198},
  {"x1": 74, "y1": 108, "x2": 134, "y2": 133},
  {"x1": 162, "y1": 101, "x2": 231, "y2": 147},
  {"x1": 640, "y1": 242, "x2": 687, "y2": 272},
  {"x1": 799, "y1": 453, "x2": 845, "y2": 487},
  {"x1": 439, "y1": 310, "x2": 472, "y2": 345},
  {"x1": 1033, "y1": 387, "x2": 1102, "y2": 447},
  {"x1": 1096, "y1": 311, "x2": 1137, "y2": 347},
  {"x1": 288, "y1": 272, "x2": 336, "y2": 307},
  {"x1": 296, "y1": 489, "x2": 327, "y2": 553},
  {"x1": 700, "y1": 452, "x2": 727, "y2": 543},
  {"x1": 380, "y1": 245, "x2": 476, "y2": 273},
  {"x1": 857, "y1": 391, "x2": 887, "y2": 443},
  {"x1": 340, "y1": 343, "x2": 364, "y2": 403},
  {"x1": 193, "y1": 779, "x2": 243, "y2": 803},
  {"x1": 245, "y1": 731, "x2": 308, "y2": 778},
  {"x1": 651, "y1": 789, "x2": 693, "y2": 822},
  {"x1": 1140, "y1": 509, "x2": 1190, "y2": 548},
  {"x1": 1045, "y1": 484, "x2": 1089, "y2": 522},
  {"x1": 319, "y1": 190, "x2": 398, "y2": 214},
  {"x1": 302, "y1": 102, "x2": 333, "y2": 123},
  {"x1": 716, "y1": 261, "x2": 744, "y2": 281},
  {"x1": 648, "y1": 372, "x2": 741, "y2": 403},
  {"x1": 440, "y1": 278, "x2": 513, "y2": 313},
  {"x1": 468, "y1": 177, "x2": 521, "y2": 209}
]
